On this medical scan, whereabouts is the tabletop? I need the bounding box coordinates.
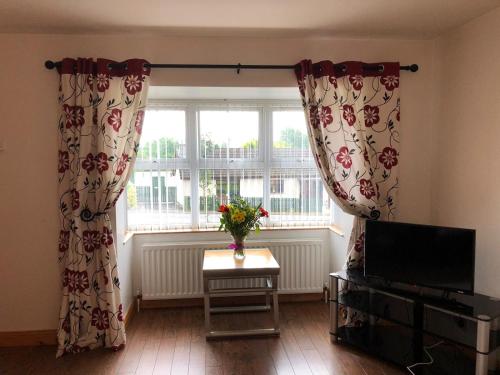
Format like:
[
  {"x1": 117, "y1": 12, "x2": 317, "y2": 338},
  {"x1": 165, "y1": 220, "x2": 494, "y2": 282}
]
[{"x1": 202, "y1": 248, "x2": 280, "y2": 278}]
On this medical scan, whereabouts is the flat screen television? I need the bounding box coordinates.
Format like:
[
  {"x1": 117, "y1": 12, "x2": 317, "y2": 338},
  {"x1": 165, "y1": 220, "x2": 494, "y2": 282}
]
[{"x1": 364, "y1": 221, "x2": 475, "y2": 295}]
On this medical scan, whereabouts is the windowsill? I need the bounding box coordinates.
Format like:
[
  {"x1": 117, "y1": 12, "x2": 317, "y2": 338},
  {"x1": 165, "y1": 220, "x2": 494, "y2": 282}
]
[
  {"x1": 328, "y1": 224, "x2": 344, "y2": 237},
  {"x1": 123, "y1": 224, "x2": 344, "y2": 240},
  {"x1": 123, "y1": 231, "x2": 134, "y2": 245}
]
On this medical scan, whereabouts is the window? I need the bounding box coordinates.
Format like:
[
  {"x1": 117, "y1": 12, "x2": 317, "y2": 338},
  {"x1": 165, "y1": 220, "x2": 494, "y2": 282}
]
[{"x1": 127, "y1": 100, "x2": 333, "y2": 231}]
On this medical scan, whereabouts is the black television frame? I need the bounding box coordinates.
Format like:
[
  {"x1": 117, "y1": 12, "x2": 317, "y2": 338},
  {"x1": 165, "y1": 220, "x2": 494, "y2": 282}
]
[{"x1": 364, "y1": 220, "x2": 476, "y2": 295}]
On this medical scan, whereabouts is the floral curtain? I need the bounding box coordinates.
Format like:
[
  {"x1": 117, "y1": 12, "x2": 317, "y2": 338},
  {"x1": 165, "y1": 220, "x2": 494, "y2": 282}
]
[
  {"x1": 295, "y1": 60, "x2": 400, "y2": 269},
  {"x1": 56, "y1": 58, "x2": 150, "y2": 356}
]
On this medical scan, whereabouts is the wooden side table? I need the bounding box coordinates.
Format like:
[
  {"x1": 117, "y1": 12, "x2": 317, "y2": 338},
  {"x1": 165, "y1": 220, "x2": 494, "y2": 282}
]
[{"x1": 202, "y1": 248, "x2": 280, "y2": 338}]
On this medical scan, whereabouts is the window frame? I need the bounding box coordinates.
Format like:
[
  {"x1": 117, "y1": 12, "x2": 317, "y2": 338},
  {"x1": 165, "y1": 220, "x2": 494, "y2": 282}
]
[{"x1": 127, "y1": 98, "x2": 333, "y2": 231}]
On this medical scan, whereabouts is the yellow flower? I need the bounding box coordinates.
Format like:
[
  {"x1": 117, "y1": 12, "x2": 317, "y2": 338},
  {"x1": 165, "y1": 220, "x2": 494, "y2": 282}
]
[{"x1": 231, "y1": 210, "x2": 246, "y2": 224}]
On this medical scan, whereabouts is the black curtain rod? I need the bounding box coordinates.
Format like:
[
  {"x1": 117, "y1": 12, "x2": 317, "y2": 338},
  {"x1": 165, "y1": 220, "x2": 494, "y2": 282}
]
[{"x1": 44, "y1": 60, "x2": 419, "y2": 73}]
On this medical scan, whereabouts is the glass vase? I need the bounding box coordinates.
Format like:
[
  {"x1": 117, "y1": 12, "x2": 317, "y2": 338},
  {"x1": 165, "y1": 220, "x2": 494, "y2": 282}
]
[{"x1": 232, "y1": 236, "x2": 246, "y2": 260}]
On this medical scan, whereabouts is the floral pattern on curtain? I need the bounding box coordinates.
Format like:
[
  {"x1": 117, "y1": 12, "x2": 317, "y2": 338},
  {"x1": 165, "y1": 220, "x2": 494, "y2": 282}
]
[
  {"x1": 295, "y1": 60, "x2": 400, "y2": 271},
  {"x1": 56, "y1": 58, "x2": 150, "y2": 356}
]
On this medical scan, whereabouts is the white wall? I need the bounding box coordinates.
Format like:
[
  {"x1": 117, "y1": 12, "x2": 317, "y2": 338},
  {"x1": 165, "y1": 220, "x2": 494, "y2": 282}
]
[
  {"x1": 0, "y1": 32, "x2": 436, "y2": 331},
  {"x1": 433, "y1": 7, "x2": 500, "y2": 298},
  {"x1": 114, "y1": 195, "x2": 135, "y2": 313}
]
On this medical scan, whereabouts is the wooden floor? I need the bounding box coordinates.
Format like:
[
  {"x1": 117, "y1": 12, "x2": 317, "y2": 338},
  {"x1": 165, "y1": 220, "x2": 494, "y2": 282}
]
[{"x1": 0, "y1": 302, "x2": 404, "y2": 375}]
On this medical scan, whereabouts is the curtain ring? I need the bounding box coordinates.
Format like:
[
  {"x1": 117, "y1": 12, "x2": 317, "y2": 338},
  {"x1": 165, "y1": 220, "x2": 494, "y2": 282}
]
[
  {"x1": 378, "y1": 64, "x2": 384, "y2": 72},
  {"x1": 236, "y1": 63, "x2": 241, "y2": 75}
]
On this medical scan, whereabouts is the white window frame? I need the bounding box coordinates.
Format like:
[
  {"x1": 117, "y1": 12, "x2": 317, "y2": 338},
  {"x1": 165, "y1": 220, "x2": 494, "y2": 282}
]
[{"x1": 127, "y1": 98, "x2": 334, "y2": 231}]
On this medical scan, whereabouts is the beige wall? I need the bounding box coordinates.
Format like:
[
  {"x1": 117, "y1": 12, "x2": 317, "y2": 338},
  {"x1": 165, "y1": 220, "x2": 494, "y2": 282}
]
[
  {"x1": 434, "y1": 7, "x2": 500, "y2": 298},
  {"x1": 0, "y1": 33, "x2": 436, "y2": 331}
]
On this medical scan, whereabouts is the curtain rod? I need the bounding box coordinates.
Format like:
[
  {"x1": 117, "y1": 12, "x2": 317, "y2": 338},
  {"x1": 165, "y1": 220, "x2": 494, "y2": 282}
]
[{"x1": 44, "y1": 60, "x2": 419, "y2": 73}]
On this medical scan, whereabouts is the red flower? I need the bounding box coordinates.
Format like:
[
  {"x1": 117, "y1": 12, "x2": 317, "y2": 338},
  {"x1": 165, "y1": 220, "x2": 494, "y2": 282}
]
[
  {"x1": 309, "y1": 105, "x2": 320, "y2": 129},
  {"x1": 379, "y1": 147, "x2": 399, "y2": 169},
  {"x1": 310, "y1": 105, "x2": 333, "y2": 129},
  {"x1": 82, "y1": 153, "x2": 95, "y2": 173},
  {"x1": 259, "y1": 207, "x2": 269, "y2": 218},
  {"x1": 82, "y1": 230, "x2": 101, "y2": 253},
  {"x1": 116, "y1": 153, "x2": 129, "y2": 176},
  {"x1": 359, "y1": 179, "x2": 376, "y2": 199},
  {"x1": 95, "y1": 73, "x2": 110, "y2": 92},
  {"x1": 336, "y1": 146, "x2": 352, "y2": 169},
  {"x1": 77, "y1": 271, "x2": 89, "y2": 292},
  {"x1": 364, "y1": 105, "x2": 380, "y2": 127},
  {"x1": 349, "y1": 75, "x2": 363, "y2": 90},
  {"x1": 107, "y1": 109, "x2": 122, "y2": 132},
  {"x1": 62, "y1": 269, "x2": 78, "y2": 293},
  {"x1": 91, "y1": 308, "x2": 110, "y2": 330},
  {"x1": 124, "y1": 75, "x2": 143, "y2": 95},
  {"x1": 354, "y1": 232, "x2": 365, "y2": 252},
  {"x1": 342, "y1": 105, "x2": 356, "y2": 126},
  {"x1": 59, "y1": 230, "x2": 70, "y2": 253},
  {"x1": 333, "y1": 182, "x2": 348, "y2": 200},
  {"x1": 63, "y1": 104, "x2": 85, "y2": 129},
  {"x1": 101, "y1": 226, "x2": 114, "y2": 247},
  {"x1": 58, "y1": 151, "x2": 69, "y2": 173},
  {"x1": 62, "y1": 269, "x2": 88, "y2": 293},
  {"x1": 117, "y1": 304, "x2": 124, "y2": 322},
  {"x1": 135, "y1": 110, "x2": 144, "y2": 134},
  {"x1": 319, "y1": 106, "x2": 333, "y2": 128},
  {"x1": 218, "y1": 204, "x2": 229, "y2": 213},
  {"x1": 71, "y1": 189, "x2": 80, "y2": 210},
  {"x1": 381, "y1": 75, "x2": 399, "y2": 91},
  {"x1": 328, "y1": 75, "x2": 338, "y2": 88},
  {"x1": 95, "y1": 152, "x2": 109, "y2": 174}
]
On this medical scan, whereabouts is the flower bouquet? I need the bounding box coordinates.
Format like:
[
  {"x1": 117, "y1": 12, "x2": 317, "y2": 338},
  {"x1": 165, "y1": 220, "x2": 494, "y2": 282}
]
[{"x1": 218, "y1": 197, "x2": 269, "y2": 259}]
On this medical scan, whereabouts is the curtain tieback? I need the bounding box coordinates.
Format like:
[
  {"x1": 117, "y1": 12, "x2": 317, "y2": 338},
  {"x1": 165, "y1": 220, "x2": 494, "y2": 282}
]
[{"x1": 80, "y1": 208, "x2": 107, "y2": 222}]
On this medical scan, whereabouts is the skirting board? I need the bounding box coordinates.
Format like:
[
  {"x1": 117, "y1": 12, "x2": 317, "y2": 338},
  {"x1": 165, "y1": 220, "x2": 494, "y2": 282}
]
[
  {"x1": 0, "y1": 299, "x2": 137, "y2": 347},
  {"x1": 140, "y1": 292, "x2": 324, "y2": 309}
]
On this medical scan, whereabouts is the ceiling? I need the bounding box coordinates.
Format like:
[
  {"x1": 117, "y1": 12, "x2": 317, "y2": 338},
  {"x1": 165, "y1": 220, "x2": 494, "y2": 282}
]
[{"x1": 1, "y1": 0, "x2": 499, "y2": 39}]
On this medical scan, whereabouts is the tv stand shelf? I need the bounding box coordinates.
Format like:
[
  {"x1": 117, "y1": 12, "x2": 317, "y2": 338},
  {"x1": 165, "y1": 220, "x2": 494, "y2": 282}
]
[{"x1": 330, "y1": 270, "x2": 500, "y2": 375}]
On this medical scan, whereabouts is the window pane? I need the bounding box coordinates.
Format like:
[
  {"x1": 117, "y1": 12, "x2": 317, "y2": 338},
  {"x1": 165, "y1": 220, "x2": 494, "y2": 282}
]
[
  {"x1": 272, "y1": 110, "x2": 311, "y2": 160},
  {"x1": 200, "y1": 110, "x2": 259, "y2": 159},
  {"x1": 269, "y1": 168, "x2": 331, "y2": 226},
  {"x1": 128, "y1": 109, "x2": 190, "y2": 230},
  {"x1": 137, "y1": 109, "x2": 186, "y2": 160},
  {"x1": 127, "y1": 169, "x2": 191, "y2": 231},
  {"x1": 199, "y1": 169, "x2": 264, "y2": 228}
]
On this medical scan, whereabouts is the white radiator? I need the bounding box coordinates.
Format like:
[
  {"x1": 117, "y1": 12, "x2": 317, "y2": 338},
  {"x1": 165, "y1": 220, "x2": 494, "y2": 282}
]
[{"x1": 140, "y1": 239, "x2": 327, "y2": 300}]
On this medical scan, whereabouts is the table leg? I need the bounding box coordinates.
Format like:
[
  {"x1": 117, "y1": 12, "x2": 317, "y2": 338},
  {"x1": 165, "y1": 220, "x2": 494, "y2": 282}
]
[
  {"x1": 330, "y1": 276, "x2": 338, "y2": 343},
  {"x1": 204, "y1": 277, "x2": 210, "y2": 335},
  {"x1": 476, "y1": 316, "x2": 491, "y2": 375},
  {"x1": 272, "y1": 275, "x2": 279, "y2": 332}
]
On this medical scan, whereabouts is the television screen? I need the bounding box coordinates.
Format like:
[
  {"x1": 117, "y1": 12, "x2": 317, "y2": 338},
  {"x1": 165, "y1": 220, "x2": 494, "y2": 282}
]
[{"x1": 364, "y1": 221, "x2": 475, "y2": 295}]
